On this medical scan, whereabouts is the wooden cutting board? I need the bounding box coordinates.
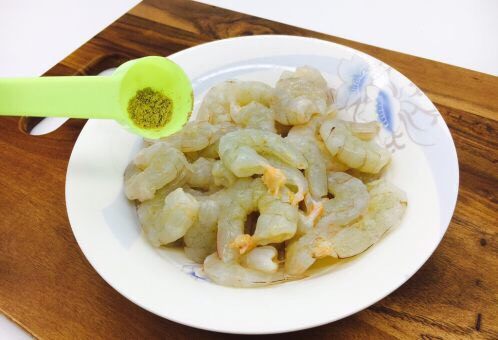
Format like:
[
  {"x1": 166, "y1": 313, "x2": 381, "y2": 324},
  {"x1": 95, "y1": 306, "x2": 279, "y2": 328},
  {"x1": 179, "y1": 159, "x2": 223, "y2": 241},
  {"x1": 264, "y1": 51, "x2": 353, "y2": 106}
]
[{"x1": 1, "y1": 0, "x2": 497, "y2": 338}]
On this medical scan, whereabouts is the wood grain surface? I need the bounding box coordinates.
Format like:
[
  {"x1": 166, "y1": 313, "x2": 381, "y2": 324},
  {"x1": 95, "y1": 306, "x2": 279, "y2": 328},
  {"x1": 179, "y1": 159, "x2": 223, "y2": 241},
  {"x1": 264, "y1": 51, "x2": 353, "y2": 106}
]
[{"x1": 1, "y1": 0, "x2": 497, "y2": 338}]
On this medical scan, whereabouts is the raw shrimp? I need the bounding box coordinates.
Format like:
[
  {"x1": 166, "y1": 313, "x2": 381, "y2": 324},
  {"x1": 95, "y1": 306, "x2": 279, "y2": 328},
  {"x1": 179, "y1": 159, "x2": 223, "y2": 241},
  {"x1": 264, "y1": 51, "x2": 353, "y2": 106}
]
[
  {"x1": 217, "y1": 178, "x2": 267, "y2": 263},
  {"x1": 319, "y1": 119, "x2": 391, "y2": 173},
  {"x1": 286, "y1": 113, "x2": 350, "y2": 198},
  {"x1": 285, "y1": 178, "x2": 406, "y2": 274},
  {"x1": 152, "y1": 121, "x2": 237, "y2": 153},
  {"x1": 251, "y1": 194, "x2": 299, "y2": 245},
  {"x1": 285, "y1": 229, "x2": 331, "y2": 275},
  {"x1": 203, "y1": 253, "x2": 288, "y2": 288},
  {"x1": 347, "y1": 168, "x2": 385, "y2": 184},
  {"x1": 271, "y1": 66, "x2": 332, "y2": 125},
  {"x1": 184, "y1": 197, "x2": 221, "y2": 263},
  {"x1": 288, "y1": 112, "x2": 349, "y2": 173},
  {"x1": 296, "y1": 194, "x2": 324, "y2": 236},
  {"x1": 138, "y1": 188, "x2": 199, "y2": 247},
  {"x1": 186, "y1": 157, "x2": 217, "y2": 191},
  {"x1": 135, "y1": 164, "x2": 189, "y2": 220},
  {"x1": 197, "y1": 81, "x2": 273, "y2": 124},
  {"x1": 219, "y1": 129, "x2": 307, "y2": 195},
  {"x1": 231, "y1": 102, "x2": 276, "y2": 132},
  {"x1": 266, "y1": 157, "x2": 308, "y2": 205},
  {"x1": 197, "y1": 142, "x2": 220, "y2": 159},
  {"x1": 240, "y1": 246, "x2": 279, "y2": 273},
  {"x1": 124, "y1": 143, "x2": 189, "y2": 202},
  {"x1": 286, "y1": 172, "x2": 369, "y2": 274},
  {"x1": 317, "y1": 172, "x2": 369, "y2": 228},
  {"x1": 350, "y1": 121, "x2": 381, "y2": 141},
  {"x1": 327, "y1": 179, "x2": 407, "y2": 258},
  {"x1": 219, "y1": 129, "x2": 307, "y2": 175},
  {"x1": 211, "y1": 160, "x2": 237, "y2": 188},
  {"x1": 286, "y1": 133, "x2": 327, "y2": 199}
]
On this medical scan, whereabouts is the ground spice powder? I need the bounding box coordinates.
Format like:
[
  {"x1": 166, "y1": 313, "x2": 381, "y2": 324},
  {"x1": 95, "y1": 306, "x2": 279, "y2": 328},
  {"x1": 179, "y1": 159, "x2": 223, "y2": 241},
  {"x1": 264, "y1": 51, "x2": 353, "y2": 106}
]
[{"x1": 128, "y1": 87, "x2": 173, "y2": 129}]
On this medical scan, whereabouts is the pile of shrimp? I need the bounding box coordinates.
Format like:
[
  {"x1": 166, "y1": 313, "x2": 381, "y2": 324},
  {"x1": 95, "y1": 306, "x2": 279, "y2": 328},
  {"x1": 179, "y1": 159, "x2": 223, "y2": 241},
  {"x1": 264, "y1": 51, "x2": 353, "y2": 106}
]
[{"x1": 124, "y1": 66, "x2": 407, "y2": 288}]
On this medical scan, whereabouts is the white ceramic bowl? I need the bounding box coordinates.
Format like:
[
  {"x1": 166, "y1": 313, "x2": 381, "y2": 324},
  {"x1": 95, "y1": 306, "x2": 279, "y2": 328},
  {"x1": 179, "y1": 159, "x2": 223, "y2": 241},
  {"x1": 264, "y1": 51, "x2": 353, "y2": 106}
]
[{"x1": 66, "y1": 35, "x2": 459, "y2": 334}]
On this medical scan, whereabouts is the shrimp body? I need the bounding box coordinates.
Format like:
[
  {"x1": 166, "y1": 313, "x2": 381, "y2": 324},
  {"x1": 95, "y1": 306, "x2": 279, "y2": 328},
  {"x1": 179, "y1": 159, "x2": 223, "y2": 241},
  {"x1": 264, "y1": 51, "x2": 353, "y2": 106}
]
[
  {"x1": 203, "y1": 253, "x2": 288, "y2": 288},
  {"x1": 287, "y1": 172, "x2": 368, "y2": 274},
  {"x1": 328, "y1": 179, "x2": 407, "y2": 258},
  {"x1": 296, "y1": 194, "x2": 324, "y2": 236},
  {"x1": 153, "y1": 121, "x2": 237, "y2": 153},
  {"x1": 219, "y1": 129, "x2": 307, "y2": 175},
  {"x1": 184, "y1": 197, "x2": 221, "y2": 263},
  {"x1": 138, "y1": 188, "x2": 199, "y2": 247},
  {"x1": 124, "y1": 143, "x2": 189, "y2": 202},
  {"x1": 271, "y1": 66, "x2": 332, "y2": 125},
  {"x1": 219, "y1": 129, "x2": 307, "y2": 195},
  {"x1": 198, "y1": 81, "x2": 273, "y2": 124},
  {"x1": 211, "y1": 160, "x2": 237, "y2": 188},
  {"x1": 217, "y1": 179, "x2": 267, "y2": 263},
  {"x1": 286, "y1": 178, "x2": 406, "y2": 274},
  {"x1": 240, "y1": 246, "x2": 279, "y2": 273},
  {"x1": 186, "y1": 157, "x2": 217, "y2": 191},
  {"x1": 319, "y1": 119, "x2": 391, "y2": 173},
  {"x1": 286, "y1": 134, "x2": 327, "y2": 199},
  {"x1": 317, "y1": 172, "x2": 369, "y2": 228},
  {"x1": 285, "y1": 230, "x2": 331, "y2": 275},
  {"x1": 287, "y1": 113, "x2": 344, "y2": 198},
  {"x1": 231, "y1": 101, "x2": 276, "y2": 132},
  {"x1": 266, "y1": 157, "x2": 308, "y2": 205},
  {"x1": 252, "y1": 194, "x2": 299, "y2": 245}
]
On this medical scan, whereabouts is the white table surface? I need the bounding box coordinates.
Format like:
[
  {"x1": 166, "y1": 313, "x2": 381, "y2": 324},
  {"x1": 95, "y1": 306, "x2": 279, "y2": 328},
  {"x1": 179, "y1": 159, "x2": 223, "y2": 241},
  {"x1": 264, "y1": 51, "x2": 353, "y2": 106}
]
[{"x1": 0, "y1": 0, "x2": 496, "y2": 337}]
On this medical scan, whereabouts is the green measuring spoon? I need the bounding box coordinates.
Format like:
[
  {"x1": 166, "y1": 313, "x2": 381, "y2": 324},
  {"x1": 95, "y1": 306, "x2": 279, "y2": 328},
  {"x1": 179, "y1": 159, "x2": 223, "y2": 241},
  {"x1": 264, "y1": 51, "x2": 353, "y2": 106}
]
[{"x1": 0, "y1": 56, "x2": 193, "y2": 139}]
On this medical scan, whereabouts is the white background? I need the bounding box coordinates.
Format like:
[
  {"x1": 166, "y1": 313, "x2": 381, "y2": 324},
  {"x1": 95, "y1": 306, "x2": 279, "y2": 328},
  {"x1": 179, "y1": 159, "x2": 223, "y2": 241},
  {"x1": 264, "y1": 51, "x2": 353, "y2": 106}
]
[{"x1": 0, "y1": 0, "x2": 496, "y2": 338}]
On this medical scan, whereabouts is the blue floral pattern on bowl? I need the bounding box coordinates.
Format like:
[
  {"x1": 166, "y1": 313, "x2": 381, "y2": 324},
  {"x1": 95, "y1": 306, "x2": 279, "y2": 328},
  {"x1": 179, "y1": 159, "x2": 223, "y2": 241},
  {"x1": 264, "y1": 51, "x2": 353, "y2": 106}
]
[
  {"x1": 181, "y1": 264, "x2": 208, "y2": 281},
  {"x1": 332, "y1": 56, "x2": 440, "y2": 151}
]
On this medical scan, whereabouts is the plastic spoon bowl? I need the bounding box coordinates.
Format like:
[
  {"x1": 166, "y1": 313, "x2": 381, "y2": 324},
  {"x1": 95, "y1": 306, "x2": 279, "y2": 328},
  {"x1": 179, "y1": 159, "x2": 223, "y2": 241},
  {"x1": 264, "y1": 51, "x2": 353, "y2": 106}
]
[{"x1": 0, "y1": 56, "x2": 193, "y2": 139}]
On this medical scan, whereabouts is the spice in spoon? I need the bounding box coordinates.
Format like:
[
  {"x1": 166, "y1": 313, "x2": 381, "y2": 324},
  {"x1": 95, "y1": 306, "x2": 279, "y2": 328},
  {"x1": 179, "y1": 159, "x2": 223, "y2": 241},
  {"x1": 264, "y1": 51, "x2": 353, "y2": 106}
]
[{"x1": 128, "y1": 87, "x2": 173, "y2": 129}]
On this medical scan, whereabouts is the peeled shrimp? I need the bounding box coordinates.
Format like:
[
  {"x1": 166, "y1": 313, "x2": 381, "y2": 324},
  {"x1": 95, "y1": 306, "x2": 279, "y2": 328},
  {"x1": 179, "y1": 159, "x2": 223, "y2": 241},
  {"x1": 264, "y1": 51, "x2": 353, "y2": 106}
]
[
  {"x1": 152, "y1": 121, "x2": 237, "y2": 153},
  {"x1": 252, "y1": 194, "x2": 299, "y2": 245},
  {"x1": 296, "y1": 194, "x2": 324, "y2": 236},
  {"x1": 286, "y1": 113, "x2": 349, "y2": 198},
  {"x1": 271, "y1": 66, "x2": 332, "y2": 125},
  {"x1": 211, "y1": 160, "x2": 237, "y2": 188},
  {"x1": 138, "y1": 188, "x2": 199, "y2": 247},
  {"x1": 219, "y1": 129, "x2": 307, "y2": 175},
  {"x1": 203, "y1": 253, "x2": 288, "y2": 288},
  {"x1": 124, "y1": 143, "x2": 189, "y2": 202},
  {"x1": 286, "y1": 133, "x2": 327, "y2": 199},
  {"x1": 184, "y1": 197, "x2": 221, "y2": 263},
  {"x1": 240, "y1": 246, "x2": 279, "y2": 273},
  {"x1": 350, "y1": 121, "x2": 381, "y2": 141},
  {"x1": 219, "y1": 129, "x2": 307, "y2": 195},
  {"x1": 319, "y1": 119, "x2": 391, "y2": 173},
  {"x1": 197, "y1": 81, "x2": 273, "y2": 124},
  {"x1": 136, "y1": 181, "x2": 185, "y2": 247},
  {"x1": 286, "y1": 172, "x2": 369, "y2": 274},
  {"x1": 317, "y1": 172, "x2": 369, "y2": 228},
  {"x1": 266, "y1": 157, "x2": 308, "y2": 205},
  {"x1": 285, "y1": 229, "x2": 331, "y2": 275},
  {"x1": 217, "y1": 178, "x2": 267, "y2": 263},
  {"x1": 285, "y1": 178, "x2": 406, "y2": 274},
  {"x1": 328, "y1": 179, "x2": 407, "y2": 258},
  {"x1": 186, "y1": 157, "x2": 217, "y2": 191},
  {"x1": 231, "y1": 101, "x2": 276, "y2": 132}
]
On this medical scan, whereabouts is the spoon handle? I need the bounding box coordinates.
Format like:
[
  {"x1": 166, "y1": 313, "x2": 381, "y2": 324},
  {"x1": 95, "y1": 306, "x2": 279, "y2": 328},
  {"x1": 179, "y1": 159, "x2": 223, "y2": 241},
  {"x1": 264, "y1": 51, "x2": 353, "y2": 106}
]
[{"x1": 0, "y1": 76, "x2": 121, "y2": 119}]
